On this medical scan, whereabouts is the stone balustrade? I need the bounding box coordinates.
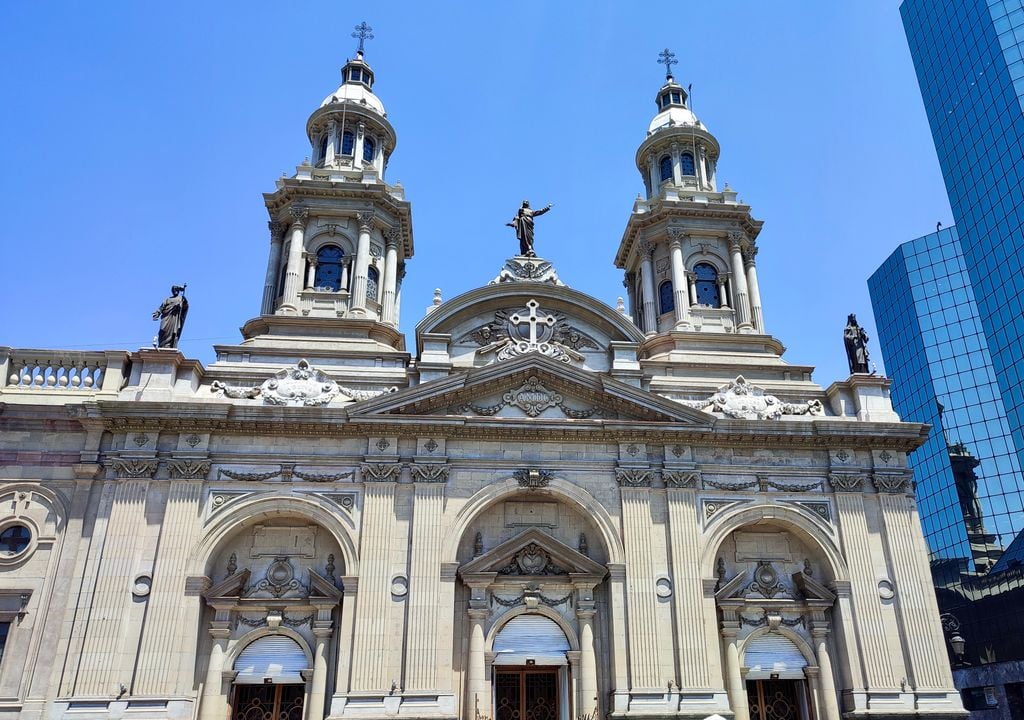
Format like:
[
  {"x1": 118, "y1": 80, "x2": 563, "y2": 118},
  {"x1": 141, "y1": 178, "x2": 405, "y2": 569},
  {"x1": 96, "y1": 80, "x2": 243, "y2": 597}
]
[{"x1": 0, "y1": 347, "x2": 130, "y2": 396}]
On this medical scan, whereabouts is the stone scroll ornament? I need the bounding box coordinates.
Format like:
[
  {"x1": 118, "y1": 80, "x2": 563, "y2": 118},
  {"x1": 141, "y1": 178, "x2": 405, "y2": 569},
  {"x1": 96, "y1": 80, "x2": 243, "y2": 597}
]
[
  {"x1": 210, "y1": 359, "x2": 397, "y2": 406},
  {"x1": 678, "y1": 376, "x2": 824, "y2": 421},
  {"x1": 460, "y1": 299, "x2": 600, "y2": 364}
]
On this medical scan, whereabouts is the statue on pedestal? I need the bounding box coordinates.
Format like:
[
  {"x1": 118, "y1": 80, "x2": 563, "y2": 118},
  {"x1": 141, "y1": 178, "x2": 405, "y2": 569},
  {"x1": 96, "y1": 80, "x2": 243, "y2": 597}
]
[
  {"x1": 153, "y1": 285, "x2": 188, "y2": 349},
  {"x1": 506, "y1": 200, "x2": 552, "y2": 258},
  {"x1": 844, "y1": 313, "x2": 871, "y2": 374}
]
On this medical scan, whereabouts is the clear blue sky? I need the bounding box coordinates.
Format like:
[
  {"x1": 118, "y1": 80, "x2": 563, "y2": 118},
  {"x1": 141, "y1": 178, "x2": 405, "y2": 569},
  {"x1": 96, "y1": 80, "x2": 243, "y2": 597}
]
[{"x1": 0, "y1": 2, "x2": 949, "y2": 387}]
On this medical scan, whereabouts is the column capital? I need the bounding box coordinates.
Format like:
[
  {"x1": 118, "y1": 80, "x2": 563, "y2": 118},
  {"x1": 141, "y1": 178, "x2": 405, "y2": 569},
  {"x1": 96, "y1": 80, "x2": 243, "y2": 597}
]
[
  {"x1": 385, "y1": 226, "x2": 402, "y2": 250},
  {"x1": 356, "y1": 211, "x2": 375, "y2": 232},
  {"x1": 268, "y1": 220, "x2": 285, "y2": 242},
  {"x1": 743, "y1": 244, "x2": 758, "y2": 266},
  {"x1": 467, "y1": 608, "x2": 489, "y2": 622},
  {"x1": 289, "y1": 206, "x2": 309, "y2": 226},
  {"x1": 638, "y1": 239, "x2": 655, "y2": 259},
  {"x1": 576, "y1": 609, "x2": 597, "y2": 622},
  {"x1": 728, "y1": 230, "x2": 745, "y2": 251}
]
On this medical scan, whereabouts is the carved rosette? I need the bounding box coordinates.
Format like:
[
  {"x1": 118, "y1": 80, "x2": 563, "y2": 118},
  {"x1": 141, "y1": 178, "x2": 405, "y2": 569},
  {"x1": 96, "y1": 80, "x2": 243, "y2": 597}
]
[
  {"x1": 873, "y1": 473, "x2": 912, "y2": 494},
  {"x1": 111, "y1": 458, "x2": 159, "y2": 479},
  {"x1": 828, "y1": 473, "x2": 864, "y2": 492},
  {"x1": 514, "y1": 469, "x2": 553, "y2": 488},
  {"x1": 360, "y1": 463, "x2": 402, "y2": 483},
  {"x1": 615, "y1": 468, "x2": 652, "y2": 488},
  {"x1": 410, "y1": 464, "x2": 450, "y2": 483},
  {"x1": 664, "y1": 470, "x2": 700, "y2": 489},
  {"x1": 167, "y1": 459, "x2": 211, "y2": 480}
]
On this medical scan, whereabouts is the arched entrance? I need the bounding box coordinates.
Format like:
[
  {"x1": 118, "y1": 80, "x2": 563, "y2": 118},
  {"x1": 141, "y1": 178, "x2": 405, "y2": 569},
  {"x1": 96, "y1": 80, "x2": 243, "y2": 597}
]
[
  {"x1": 231, "y1": 635, "x2": 308, "y2": 720},
  {"x1": 743, "y1": 633, "x2": 812, "y2": 720},
  {"x1": 493, "y1": 616, "x2": 571, "y2": 720}
]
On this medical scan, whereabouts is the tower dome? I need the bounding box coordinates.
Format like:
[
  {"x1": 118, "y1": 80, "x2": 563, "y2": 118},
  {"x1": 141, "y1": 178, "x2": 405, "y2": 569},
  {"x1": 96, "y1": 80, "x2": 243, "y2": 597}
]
[
  {"x1": 305, "y1": 50, "x2": 396, "y2": 177},
  {"x1": 636, "y1": 61, "x2": 720, "y2": 200}
]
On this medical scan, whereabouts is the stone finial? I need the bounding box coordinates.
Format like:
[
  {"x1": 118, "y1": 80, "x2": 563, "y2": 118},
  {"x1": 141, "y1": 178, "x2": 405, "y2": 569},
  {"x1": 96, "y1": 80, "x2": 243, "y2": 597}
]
[
  {"x1": 433, "y1": 288, "x2": 442, "y2": 306},
  {"x1": 616, "y1": 297, "x2": 626, "y2": 314}
]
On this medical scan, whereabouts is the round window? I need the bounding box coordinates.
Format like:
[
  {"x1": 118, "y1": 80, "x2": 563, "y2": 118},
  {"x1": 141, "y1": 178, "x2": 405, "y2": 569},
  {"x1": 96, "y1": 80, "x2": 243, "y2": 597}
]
[{"x1": 0, "y1": 524, "x2": 31, "y2": 556}]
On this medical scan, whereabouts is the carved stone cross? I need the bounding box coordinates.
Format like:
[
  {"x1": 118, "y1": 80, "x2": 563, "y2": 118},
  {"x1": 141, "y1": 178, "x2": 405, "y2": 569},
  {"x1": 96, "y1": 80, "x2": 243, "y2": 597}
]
[{"x1": 509, "y1": 299, "x2": 556, "y2": 349}]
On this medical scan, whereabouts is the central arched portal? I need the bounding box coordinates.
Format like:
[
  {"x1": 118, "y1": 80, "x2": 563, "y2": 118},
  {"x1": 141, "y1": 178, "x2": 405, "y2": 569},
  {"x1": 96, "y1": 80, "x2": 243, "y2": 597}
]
[{"x1": 493, "y1": 616, "x2": 571, "y2": 720}]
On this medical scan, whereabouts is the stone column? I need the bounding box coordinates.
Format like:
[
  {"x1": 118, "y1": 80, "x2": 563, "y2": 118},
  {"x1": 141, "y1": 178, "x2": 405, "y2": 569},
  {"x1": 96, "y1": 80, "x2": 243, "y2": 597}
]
[
  {"x1": 670, "y1": 144, "x2": 682, "y2": 185},
  {"x1": 728, "y1": 231, "x2": 752, "y2": 330},
  {"x1": 620, "y1": 484, "x2": 661, "y2": 688},
  {"x1": 878, "y1": 485, "x2": 954, "y2": 690},
  {"x1": 744, "y1": 247, "x2": 764, "y2": 332},
  {"x1": 261, "y1": 221, "x2": 284, "y2": 315},
  {"x1": 349, "y1": 479, "x2": 397, "y2": 691},
  {"x1": 280, "y1": 206, "x2": 308, "y2": 314},
  {"x1": 467, "y1": 609, "x2": 488, "y2": 716},
  {"x1": 198, "y1": 620, "x2": 230, "y2": 720},
  {"x1": 721, "y1": 625, "x2": 749, "y2": 720},
  {"x1": 832, "y1": 480, "x2": 895, "y2": 690},
  {"x1": 325, "y1": 120, "x2": 337, "y2": 165},
  {"x1": 624, "y1": 273, "x2": 638, "y2": 324},
  {"x1": 381, "y1": 228, "x2": 401, "y2": 327},
  {"x1": 349, "y1": 211, "x2": 374, "y2": 316},
  {"x1": 577, "y1": 609, "x2": 598, "y2": 716},
  {"x1": 803, "y1": 667, "x2": 822, "y2": 720},
  {"x1": 695, "y1": 145, "x2": 707, "y2": 190},
  {"x1": 353, "y1": 122, "x2": 366, "y2": 170},
  {"x1": 813, "y1": 630, "x2": 841, "y2": 720},
  {"x1": 687, "y1": 271, "x2": 698, "y2": 306},
  {"x1": 330, "y1": 577, "x2": 358, "y2": 713},
  {"x1": 668, "y1": 231, "x2": 690, "y2": 329},
  {"x1": 307, "y1": 627, "x2": 331, "y2": 720},
  {"x1": 306, "y1": 255, "x2": 318, "y2": 289},
  {"x1": 638, "y1": 240, "x2": 658, "y2": 335},
  {"x1": 717, "y1": 273, "x2": 730, "y2": 309},
  {"x1": 647, "y1": 155, "x2": 659, "y2": 197},
  {"x1": 341, "y1": 257, "x2": 352, "y2": 294}
]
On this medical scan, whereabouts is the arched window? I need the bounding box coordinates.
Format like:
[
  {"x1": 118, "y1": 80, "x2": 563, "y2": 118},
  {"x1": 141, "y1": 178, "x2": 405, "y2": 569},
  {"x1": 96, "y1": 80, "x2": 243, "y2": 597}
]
[
  {"x1": 318, "y1": 134, "x2": 329, "y2": 165},
  {"x1": 694, "y1": 263, "x2": 721, "y2": 307},
  {"x1": 680, "y1": 152, "x2": 696, "y2": 176},
  {"x1": 314, "y1": 245, "x2": 344, "y2": 291},
  {"x1": 363, "y1": 136, "x2": 376, "y2": 163},
  {"x1": 366, "y1": 266, "x2": 380, "y2": 302},
  {"x1": 659, "y1": 280, "x2": 674, "y2": 315},
  {"x1": 659, "y1": 155, "x2": 673, "y2": 182},
  {"x1": 340, "y1": 131, "x2": 355, "y2": 156}
]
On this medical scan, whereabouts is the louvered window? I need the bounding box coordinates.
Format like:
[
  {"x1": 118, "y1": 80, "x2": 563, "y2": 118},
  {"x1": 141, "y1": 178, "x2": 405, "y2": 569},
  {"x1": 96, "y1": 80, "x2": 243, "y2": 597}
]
[
  {"x1": 234, "y1": 635, "x2": 308, "y2": 684},
  {"x1": 744, "y1": 634, "x2": 808, "y2": 679},
  {"x1": 493, "y1": 615, "x2": 570, "y2": 666}
]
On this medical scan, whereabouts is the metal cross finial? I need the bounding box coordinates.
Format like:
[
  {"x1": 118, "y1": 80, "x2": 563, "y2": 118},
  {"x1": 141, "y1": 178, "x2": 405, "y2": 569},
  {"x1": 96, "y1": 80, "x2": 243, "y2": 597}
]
[
  {"x1": 657, "y1": 48, "x2": 678, "y2": 79},
  {"x1": 352, "y1": 21, "x2": 374, "y2": 54}
]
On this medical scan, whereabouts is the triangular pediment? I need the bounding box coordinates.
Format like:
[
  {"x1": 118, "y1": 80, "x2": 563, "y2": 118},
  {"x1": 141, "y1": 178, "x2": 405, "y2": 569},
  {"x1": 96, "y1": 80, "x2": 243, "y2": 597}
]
[
  {"x1": 348, "y1": 353, "x2": 713, "y2": 424},
  {"x1": 205, "y1": 568, "x2": 251, "y2": 599},
  {"x1": 460, "y1": 527, "x2": 607, "y2": 581}
]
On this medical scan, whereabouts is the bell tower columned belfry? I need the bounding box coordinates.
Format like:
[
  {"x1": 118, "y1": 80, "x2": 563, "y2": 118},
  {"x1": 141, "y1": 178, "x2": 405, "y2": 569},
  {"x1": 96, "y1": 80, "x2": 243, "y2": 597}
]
[
  {"x1": 615, "y1": 51, "x2": 766, "y2": 339},
  {"x1": 258, "y1": 31, "x2": 412, "y2": 333}
]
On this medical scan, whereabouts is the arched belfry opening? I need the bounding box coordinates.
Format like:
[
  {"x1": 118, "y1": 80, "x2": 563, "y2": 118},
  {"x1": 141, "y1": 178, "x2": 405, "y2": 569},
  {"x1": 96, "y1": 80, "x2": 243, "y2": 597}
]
[
  {"x1": 195, "y1": 517, "x2": 346, "y2": 720},
  {"x1": 710, "y1": 519, "x2": 844, "y2": 720},
  {"x1": 454, "y1": 491, "x2": 609, "y2": 720}
]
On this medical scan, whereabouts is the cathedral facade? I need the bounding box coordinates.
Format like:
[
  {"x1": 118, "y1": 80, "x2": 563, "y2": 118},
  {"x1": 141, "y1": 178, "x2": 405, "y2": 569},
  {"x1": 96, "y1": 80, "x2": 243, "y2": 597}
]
[{"x1": 0, "y1": 49, "x2": 963, "y2": 720}]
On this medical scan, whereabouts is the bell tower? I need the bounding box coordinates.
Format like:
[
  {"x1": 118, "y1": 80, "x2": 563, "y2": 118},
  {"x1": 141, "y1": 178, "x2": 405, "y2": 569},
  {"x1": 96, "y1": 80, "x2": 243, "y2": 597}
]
[
  {"x1": 257, "y1": 24, "x2": 413, "y2": 337},
  {"x1": 615, "y1": 51, "x2": 766, "y2": 338}
]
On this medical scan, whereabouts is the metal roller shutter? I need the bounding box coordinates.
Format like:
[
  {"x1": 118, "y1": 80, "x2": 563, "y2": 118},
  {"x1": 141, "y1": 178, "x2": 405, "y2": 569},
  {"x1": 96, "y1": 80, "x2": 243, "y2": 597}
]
[
  {"x1": 493, "y1": 615, "x2": 570, "y2": 666},
  {"x1": 234, "y1": 635, "x2": 308, "y2": 684},
  {"x1": 743, "y1": 634, "x2": 808, "y2": 678}
]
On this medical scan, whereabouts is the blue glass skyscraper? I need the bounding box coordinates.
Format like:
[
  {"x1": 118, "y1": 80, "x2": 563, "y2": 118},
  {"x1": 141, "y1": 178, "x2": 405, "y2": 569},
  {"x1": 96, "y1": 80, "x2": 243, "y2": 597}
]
[
  {"x1": 869, "y1": 226, "x2": 1024, "y2": 712},
  {"x1": 902, "y1": 0, "x2": 1024, "y2": 483}
]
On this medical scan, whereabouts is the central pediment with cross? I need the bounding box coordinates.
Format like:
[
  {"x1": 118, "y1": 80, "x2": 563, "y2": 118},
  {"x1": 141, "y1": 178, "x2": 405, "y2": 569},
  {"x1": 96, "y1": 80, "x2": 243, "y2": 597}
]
[{"x1": 348, "y1": 353, "x2": 714, "y2": 423}]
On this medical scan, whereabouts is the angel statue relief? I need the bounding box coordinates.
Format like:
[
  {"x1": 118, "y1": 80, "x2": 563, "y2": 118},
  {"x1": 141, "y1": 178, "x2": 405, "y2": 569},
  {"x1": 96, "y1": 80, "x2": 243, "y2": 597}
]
[{"x1": 506, "y1": 200, "x2": 553, "y2": 258}]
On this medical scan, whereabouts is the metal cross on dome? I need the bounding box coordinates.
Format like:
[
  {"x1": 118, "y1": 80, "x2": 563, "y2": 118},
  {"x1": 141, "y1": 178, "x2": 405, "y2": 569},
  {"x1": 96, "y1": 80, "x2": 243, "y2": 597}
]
[
  {"x1": 352, "y1": 21, "x2": 374, "y2": 53},
  {"x1": 658, "y1": 48, "x2": 678, "y2": 79}
]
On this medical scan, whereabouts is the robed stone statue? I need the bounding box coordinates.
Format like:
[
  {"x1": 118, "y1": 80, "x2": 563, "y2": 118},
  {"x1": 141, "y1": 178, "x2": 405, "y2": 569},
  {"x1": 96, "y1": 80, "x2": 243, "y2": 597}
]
[
  {"x1": 844, "y1": 313, "x2": 871, "y2": 374},
  {"x1": 153, "y1": 285, "x2": 189, "y2": 349},
  {"x1": 506, "y1": 200, "x2": 552, "y2": 258}
]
